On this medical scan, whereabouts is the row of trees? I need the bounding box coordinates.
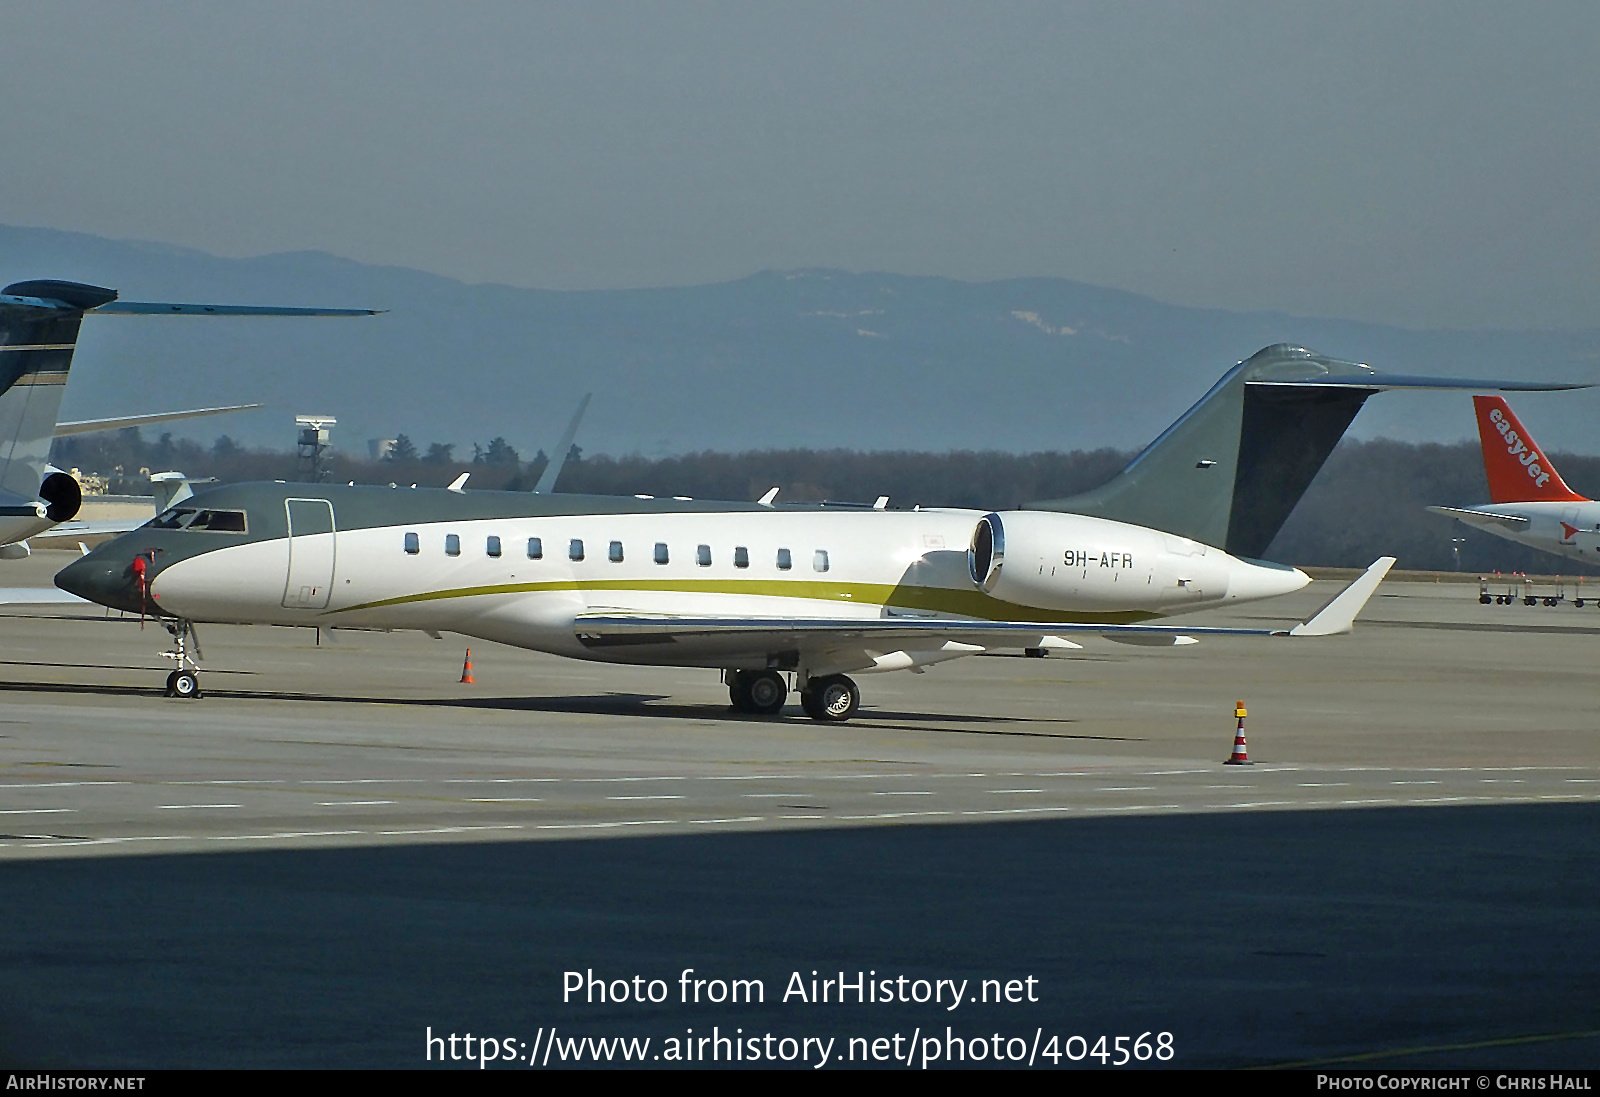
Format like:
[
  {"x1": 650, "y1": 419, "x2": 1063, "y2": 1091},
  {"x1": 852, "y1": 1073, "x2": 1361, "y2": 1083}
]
[
  {"x1": 50, "y1": 427, "x2": 1600, "y2": 574},
  {"x1": 384, "y1": 435, "x2": 527, "y2": 466}
]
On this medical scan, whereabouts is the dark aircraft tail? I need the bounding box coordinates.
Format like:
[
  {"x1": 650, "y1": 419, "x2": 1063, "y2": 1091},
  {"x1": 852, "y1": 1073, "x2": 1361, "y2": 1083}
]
[
  {"x1": 0, "y1": 281, "x2": 116, "y2": 514},
  {"x1": 1029, "y1": 344, "x2": 1587, "y2": 558}
]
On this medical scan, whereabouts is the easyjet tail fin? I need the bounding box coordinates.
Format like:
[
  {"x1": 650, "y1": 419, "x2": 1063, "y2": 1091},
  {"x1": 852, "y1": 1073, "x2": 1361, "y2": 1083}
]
[{"x1": 1472, "y1": 395, "x2": 1587, "y2": 504}]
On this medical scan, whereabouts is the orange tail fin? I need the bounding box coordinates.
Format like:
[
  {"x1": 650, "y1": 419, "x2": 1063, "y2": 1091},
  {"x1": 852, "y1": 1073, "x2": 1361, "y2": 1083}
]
[{"x1": 1472, "y1": 395, "x2": 1586, "y2": 504}]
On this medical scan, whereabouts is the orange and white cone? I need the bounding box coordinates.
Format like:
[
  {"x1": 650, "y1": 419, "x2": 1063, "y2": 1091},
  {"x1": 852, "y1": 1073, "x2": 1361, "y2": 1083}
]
[
  {"x1": 1225, "y1": 700, "x2": 1251, "y2": 765},
  {"x1": 460, "y1": 649, "x2": 475, "y2": 684}
]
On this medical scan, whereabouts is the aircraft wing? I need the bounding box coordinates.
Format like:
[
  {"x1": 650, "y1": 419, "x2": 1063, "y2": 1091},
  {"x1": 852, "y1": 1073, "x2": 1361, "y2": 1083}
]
[
  {"x1": 45, "y1": 518, "x2": 151, "y2": 538},
  {"x1": 575, "y1": 558, "x2": 1397, "y2": 650},
  {"x1": 0, "y1": 587, "x2": 87, "y2": 604}
]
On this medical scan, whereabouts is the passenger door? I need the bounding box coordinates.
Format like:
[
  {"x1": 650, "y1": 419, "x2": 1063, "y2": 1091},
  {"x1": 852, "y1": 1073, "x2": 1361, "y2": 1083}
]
[{"x1": 282, "y1": 498, "x2": 336, "y2": 609}]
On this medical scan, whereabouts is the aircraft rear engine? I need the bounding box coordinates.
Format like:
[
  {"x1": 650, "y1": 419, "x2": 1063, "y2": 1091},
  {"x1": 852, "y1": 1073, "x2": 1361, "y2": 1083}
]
[
  {"x1": 39, "y1": 471, "x2": 81, "y2": 523},
  {"x1": 965, "y1": 508, "x2": 1237, "y2": 612},
  {"x1": 969, "y1": 512, "x2": 1005, "y2": 592}
]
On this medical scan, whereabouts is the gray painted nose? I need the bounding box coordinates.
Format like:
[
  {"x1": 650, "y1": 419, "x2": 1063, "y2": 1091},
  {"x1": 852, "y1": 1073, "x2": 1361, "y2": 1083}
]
[{"x1": 55, "y1": 553, "x2": 142, "y2": 613}]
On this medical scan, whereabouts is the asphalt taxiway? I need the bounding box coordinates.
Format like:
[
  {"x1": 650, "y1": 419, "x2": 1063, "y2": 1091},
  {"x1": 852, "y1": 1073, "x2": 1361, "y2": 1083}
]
[{"x1": 1, "y1": 550, "x2": 1597, "y2": 1068}]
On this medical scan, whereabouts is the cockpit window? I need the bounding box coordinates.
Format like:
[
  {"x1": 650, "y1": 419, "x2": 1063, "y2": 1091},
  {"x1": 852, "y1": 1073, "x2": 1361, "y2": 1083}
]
[
  {"x1": 188, "y1": 510, "x2": 248, "y2": 532},
  {"x1": 151, "y1": 507, "x2": 197, "y2": 529},
  {"x1": 150, "y1": 507, "x2": 248, "y2": 533}
]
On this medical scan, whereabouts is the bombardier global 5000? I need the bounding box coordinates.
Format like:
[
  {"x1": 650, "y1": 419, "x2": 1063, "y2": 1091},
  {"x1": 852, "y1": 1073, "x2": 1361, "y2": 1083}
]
[{"x1": 55, "y1": 342, "x2": 1581, "y2": 719}]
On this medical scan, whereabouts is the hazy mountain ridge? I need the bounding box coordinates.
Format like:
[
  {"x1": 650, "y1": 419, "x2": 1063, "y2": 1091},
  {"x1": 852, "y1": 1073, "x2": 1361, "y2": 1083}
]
[{"x1": 5, "y1": 222, "x2": 1599, "y2": 462}]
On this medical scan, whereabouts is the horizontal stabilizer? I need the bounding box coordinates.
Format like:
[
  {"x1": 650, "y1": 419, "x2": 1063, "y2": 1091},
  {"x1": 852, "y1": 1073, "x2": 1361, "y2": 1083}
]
[
  {"x1": 55, "y1": 403, "x2": 263, "y2": 437},
  {"x1": 94, "y1": 302, "x2": 382, "y2": 316},
  {"x1": 1287, "y1": 557, "x2": 1395, "y2": 637},
  {"x1": 1252, "y1": 376, "x2": 1590, "y2": 392},
  {"x1": 1425, "y1": 505, "x2": 1529, "y2": 529}
]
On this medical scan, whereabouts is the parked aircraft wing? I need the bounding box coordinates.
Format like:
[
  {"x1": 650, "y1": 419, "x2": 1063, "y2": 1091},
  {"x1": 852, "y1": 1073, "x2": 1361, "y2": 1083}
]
[
  {"x1": 574, "y1": 557, "x2": 1395, "y2": 648},
  {"x1": 0, "y1": 587, "x2": 86, "y2": 604}
]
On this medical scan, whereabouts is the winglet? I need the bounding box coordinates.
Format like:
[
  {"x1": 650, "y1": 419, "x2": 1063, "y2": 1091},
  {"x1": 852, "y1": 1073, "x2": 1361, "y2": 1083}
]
[
  {"x1": 533, "y1": 393, "x2": 592, "y2": 494},
  {"x1": 758, "y1": 487, "x2": 780, "y2": 507},
  {"x1": 1286, "y1": 557, "x2": 1396, "y2": 636},
  {"x1": 447, "y1": 472, "x2": 470, "y2": 493}
]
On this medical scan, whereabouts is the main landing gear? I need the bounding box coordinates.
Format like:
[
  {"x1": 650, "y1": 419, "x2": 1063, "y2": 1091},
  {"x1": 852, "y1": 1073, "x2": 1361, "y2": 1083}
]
[
  {"x1": 161, "y1": 619, "x2": 203, "y2": 699},
  {"x1": 725, "y1": 670, "x2": 861, "y2": 722}
]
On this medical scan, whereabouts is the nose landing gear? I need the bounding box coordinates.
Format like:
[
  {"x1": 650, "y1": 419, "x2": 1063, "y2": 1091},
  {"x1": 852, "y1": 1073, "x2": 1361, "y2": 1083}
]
[{"x1": 161, "y1": 619, "x2": 204, "y2": 699}]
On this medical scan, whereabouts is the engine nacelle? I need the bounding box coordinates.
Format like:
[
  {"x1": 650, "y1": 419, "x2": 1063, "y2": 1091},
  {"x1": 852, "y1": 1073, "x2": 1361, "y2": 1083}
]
[
  {"x1": 39, "y1": 471, "x2": 82, "y2": 523},
  {"x1": 968, "y1": 510, "x2": 1236, "y2": 613}
]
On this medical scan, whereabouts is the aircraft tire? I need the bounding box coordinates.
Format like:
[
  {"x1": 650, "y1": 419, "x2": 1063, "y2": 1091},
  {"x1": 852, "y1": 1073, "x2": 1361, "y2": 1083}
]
[
  {"x1": 743, "y1": 670, "x2": 787, "y2": 715},
  {"x1": 171, "y1": 671, "x2": 202, "y2": 700},
  {"x1": 802, "y1": 675, "x2": 859, "y2": 722}
]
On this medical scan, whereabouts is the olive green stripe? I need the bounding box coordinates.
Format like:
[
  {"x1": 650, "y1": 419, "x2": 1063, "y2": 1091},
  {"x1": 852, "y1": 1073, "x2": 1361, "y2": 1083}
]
[{"x1": 330, "y1": 577, "x2": 1155, "y2": 625}]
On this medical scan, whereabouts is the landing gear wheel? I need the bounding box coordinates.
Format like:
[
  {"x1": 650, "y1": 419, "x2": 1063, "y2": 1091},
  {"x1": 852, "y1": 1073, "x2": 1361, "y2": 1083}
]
[
  {"x1": 729, "y1": 670, "x2": 787, "y2": 715},
  {"x1": 170, "y1": 670, "x2": 201, "y2": 699},
  {"x1": 801, "y1": 675, "x2": 859, "y2": 722},
  {"x1": 744, "y1": 670, "x2": 787, "y2": 715}
]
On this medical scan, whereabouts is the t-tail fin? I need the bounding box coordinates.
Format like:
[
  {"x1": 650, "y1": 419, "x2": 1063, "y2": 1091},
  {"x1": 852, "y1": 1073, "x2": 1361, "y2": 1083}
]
[
  {"x1": 0, "y1": 278, "x2": 377, "y2": 537},
  {"x1": 0, "y1": 280, "x2": 115, "y2": 503},
  {"x1": 1029, "y1": 344, "x2": 1587, "y2": 558},
  {"x1": 1472, "y1": 395, "x2": 1586, "y2": 504}
]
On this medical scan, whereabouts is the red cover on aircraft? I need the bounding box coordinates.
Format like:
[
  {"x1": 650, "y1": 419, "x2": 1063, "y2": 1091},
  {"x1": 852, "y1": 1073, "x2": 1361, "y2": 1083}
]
[{"x1": 1473, "y1": 395, "x2": 1586, "y2": 504}]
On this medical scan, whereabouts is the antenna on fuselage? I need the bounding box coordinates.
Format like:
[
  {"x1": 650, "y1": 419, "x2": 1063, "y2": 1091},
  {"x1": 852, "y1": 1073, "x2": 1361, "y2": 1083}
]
[{"x1": 532, "y1": 393, "x2": 592, "y2": 494}]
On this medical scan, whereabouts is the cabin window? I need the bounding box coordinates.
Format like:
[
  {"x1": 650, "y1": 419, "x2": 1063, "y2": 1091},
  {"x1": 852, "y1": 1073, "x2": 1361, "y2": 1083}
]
[
  {"x1": 813, "y1": 549, "x2": 829, "y2": 573},
  {"x1": 445, "y1": 534, "x2": 461, "y2": 557},
  {"x1": 569, "y1": 539, "x2": 585, "y2": 561},
  {"x1": 733, "y1": 546, "x2": 749, "y2": 569},
  {"x1": 609, "y1": 540, "x2": 624, "y2": 563},
  {"x1": 486, "y1": 535, "x2": 502, "y2": 558},
  {"x1": 654, "y1": 542, "x2": 669, "y2": 565},
  {"x1": 403, "y1": 531, "x2": 420, "y2": 555},
  {"x1": 696, "y1": 544, "x2": 712, "y2": 567},
  {"x1": 527, "y1": 537, "x2": 543, "y2": 560},
  {"x1": 776, "y1": 548, "x2": 791, "y2": 570}
]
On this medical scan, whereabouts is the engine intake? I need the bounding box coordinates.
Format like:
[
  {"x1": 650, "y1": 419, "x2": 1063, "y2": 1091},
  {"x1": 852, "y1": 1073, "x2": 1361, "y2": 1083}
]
[
  {"x1": 39, "y1": 471, "x2": 82, "y2": 523},
  {"x1": 968, "y1": 512, "x2": 1005, "y2": 592}
]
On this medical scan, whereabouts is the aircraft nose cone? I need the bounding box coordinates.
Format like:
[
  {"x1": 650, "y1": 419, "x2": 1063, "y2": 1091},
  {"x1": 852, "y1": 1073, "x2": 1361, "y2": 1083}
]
[
  {"x1": 1225, "y1": 560, "x2": 1312, "y2": 602},
  {"x1": 55, "y1": 552, "x2": 145, "y2": 613}
]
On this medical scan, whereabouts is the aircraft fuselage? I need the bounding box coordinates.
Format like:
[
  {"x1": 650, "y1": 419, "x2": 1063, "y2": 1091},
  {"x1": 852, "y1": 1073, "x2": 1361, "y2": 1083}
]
[{"x1": 58, "y1": 482, "x2": 1309, "y2": 670}]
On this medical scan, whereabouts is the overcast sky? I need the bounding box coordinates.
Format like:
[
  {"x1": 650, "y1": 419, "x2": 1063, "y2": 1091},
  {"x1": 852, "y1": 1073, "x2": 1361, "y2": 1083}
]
[{"x1": 2, "y1": 2, "x2": 1596, "y2": 330}]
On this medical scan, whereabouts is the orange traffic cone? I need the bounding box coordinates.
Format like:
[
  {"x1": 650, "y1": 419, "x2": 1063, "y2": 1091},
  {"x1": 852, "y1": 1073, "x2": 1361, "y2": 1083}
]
[
  {"x1": 460, "y1": 649, "x2": 475, "y2": 684},
  {"x1": 1224, "y1": 700, "x2": 1251, "y2": 765}
]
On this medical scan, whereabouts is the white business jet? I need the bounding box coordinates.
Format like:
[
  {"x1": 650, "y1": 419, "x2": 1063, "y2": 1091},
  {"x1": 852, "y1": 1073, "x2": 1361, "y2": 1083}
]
[{"x1": 56, "y1": 345, "x2": 1581, "y2": 716}]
